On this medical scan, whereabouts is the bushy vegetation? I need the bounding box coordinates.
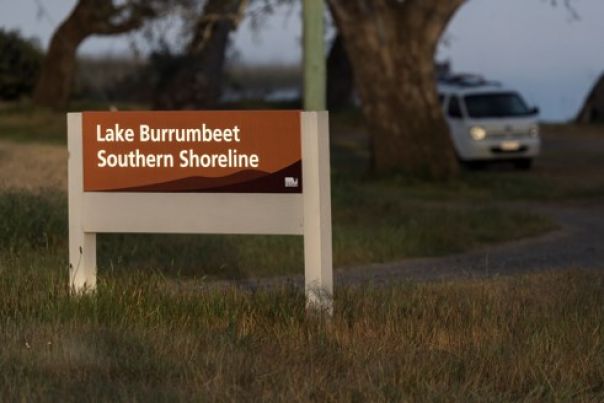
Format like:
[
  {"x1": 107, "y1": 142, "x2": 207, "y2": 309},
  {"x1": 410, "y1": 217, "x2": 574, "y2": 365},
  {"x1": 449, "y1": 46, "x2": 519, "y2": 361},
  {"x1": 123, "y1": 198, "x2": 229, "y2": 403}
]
[{"x1": 0, "y1": 29, "x2": 42, "y2": 101}]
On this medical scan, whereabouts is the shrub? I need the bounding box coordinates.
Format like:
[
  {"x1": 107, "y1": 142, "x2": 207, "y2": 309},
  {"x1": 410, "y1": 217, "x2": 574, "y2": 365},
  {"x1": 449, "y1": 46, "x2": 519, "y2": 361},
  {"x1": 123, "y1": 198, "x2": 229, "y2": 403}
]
[{"x1": 0, "y1": 29, "x2": 43, "y2": 101}]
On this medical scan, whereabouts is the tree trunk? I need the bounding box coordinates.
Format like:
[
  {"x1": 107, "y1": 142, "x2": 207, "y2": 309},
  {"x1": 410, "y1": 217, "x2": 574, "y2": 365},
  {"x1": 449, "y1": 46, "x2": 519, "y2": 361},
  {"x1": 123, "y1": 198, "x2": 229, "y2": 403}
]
[
  {"x1": 153, "y1": 0, "x2": 247, "y2": 109},
  {"x1": 327, "y1": 34, "x2": 354, "y2": 111},
  {"x1": 33, "y1": 0, "x2": 154, "y2": 109},
  {"x1": 576, "y1": 73, "x2": 604, "y2": 124},
  {"x1": 329, "y1": 0, "x2": 464, "y2": 179},
  {"x1": 32, "y1": 9, "x2": 86, "y2": 108}
]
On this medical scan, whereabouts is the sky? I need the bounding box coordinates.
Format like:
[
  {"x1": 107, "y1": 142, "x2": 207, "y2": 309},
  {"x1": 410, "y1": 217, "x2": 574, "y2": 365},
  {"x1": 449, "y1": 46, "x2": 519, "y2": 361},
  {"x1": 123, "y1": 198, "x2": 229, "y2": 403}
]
[{"x1": 1, "y1": 0, "x2": 603, "y2": 121}]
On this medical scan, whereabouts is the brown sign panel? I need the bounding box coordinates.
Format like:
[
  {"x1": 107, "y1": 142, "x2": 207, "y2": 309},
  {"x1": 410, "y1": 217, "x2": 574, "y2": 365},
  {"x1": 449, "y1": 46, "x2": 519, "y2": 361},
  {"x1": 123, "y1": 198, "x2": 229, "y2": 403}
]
[{"x1": 82, "y1": 111, "x2": 302, "y2": 193}]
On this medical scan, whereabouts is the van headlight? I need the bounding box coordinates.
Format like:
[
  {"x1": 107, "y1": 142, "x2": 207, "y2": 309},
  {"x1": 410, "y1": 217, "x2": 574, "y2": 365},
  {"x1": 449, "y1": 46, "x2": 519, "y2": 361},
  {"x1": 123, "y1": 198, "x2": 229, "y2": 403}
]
[
  {"x1": 528, "y1": 125, "x2": 539, "y2": 137},
  {"x1": 469, "y1": 126, "x2": 487, "y2": 141}
]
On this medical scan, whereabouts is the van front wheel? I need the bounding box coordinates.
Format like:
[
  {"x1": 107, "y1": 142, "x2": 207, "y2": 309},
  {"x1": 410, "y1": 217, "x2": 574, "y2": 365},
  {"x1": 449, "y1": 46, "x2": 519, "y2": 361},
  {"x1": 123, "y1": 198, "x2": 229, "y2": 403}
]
[
  {"x1": 461, "y1": 160, "x2": 487, "y2": 170},
  {"x1": 514, "y1": 158, "x2": 533, "y2": 170}
]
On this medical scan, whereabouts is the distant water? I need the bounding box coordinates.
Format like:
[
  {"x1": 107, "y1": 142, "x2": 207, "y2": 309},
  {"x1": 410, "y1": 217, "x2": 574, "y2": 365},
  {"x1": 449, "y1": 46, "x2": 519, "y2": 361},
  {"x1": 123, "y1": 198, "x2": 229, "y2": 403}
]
[{"x1": 221, "y1": 86, "x2": 301, "y2": 103}]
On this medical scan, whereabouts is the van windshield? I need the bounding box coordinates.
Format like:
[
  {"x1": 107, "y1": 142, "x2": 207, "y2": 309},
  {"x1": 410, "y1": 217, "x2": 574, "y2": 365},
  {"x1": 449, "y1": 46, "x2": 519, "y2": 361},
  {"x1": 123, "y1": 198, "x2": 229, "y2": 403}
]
[{"x1": 464, "y1": 92, "x2": 531, "y2": 118}]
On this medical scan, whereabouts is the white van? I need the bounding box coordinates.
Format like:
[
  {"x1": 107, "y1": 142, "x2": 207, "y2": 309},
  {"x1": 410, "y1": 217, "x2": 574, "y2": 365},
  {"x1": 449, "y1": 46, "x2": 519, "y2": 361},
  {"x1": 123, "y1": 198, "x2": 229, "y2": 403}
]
[{"x1": 438, "y1": 75, "x2": 540, "y2": 169}]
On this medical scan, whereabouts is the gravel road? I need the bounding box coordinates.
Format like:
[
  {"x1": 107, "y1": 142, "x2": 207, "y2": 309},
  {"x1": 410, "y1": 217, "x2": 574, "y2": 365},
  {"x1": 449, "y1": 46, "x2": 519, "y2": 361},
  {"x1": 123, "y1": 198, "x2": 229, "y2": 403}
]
[
  {"x1": 339, "y1": 201, "x2": 604, "y2": 285},
  {"x1": 200, "y1": 200, "x2": 603, "y2": 292}
]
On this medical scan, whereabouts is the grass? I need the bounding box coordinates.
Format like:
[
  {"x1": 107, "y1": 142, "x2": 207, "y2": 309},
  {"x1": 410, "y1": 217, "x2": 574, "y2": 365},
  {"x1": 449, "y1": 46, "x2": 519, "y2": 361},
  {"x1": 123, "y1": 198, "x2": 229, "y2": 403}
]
[
  {"x1": 0, "y1": 102, "x2": 561, "y2": 280},
  {"x1": 0, "y1": 103, "x2": 65, "y2": 144},
  {"x1": 0, "y1": 190, "x2": 553, "y2": 279},
  {"x1": 360, "y1": 172, "x2": 573, "y2": 202},
  {"x1": 0, "y1": 256, "x2": 602, "y2": 401},
  {"x1": 329, "y1": 112, "x2": 604, "y2": 202},
  {"x1": 0, "y1": 103, "x2": 602, "y2": 400},
  {"x1": 0, "y1": 101, "x2": 145, "y2": 144}
]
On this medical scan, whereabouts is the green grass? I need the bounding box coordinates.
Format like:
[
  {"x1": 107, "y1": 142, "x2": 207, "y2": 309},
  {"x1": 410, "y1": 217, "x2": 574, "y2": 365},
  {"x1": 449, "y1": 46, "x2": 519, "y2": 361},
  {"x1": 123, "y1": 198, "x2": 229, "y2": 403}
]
[
  {"x1": 0, "y1": 102, "x2": 559, "y2": 279},
  {"x1": 0, "y1": 257, "x2": 602, "y2": 401},
  {"x1": 0, "y1": 104, "x2": 65, "y2": 144},
  {"x1": 0, "y1": 101, "x2": 146, "y2": 144},
  {"x1": 0, "y1": 104, "x2": 602, "y2": 400},
  {"x1": 0, "y1": 190, "x2": 553, "y2": 279},
  {"x1": 329, "y1": 143, "x2": 604, "y2": 203},
  {"x1": 361, "y1": 172, "x2": 563, "y2": 202}
]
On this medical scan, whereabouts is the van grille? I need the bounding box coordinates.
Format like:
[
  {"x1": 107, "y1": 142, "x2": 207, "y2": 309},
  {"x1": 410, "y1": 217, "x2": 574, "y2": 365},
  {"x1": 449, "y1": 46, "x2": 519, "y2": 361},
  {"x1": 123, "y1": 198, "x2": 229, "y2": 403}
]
[{"x1": 487, "y1": 132, "x2": 530, "y2": 139}]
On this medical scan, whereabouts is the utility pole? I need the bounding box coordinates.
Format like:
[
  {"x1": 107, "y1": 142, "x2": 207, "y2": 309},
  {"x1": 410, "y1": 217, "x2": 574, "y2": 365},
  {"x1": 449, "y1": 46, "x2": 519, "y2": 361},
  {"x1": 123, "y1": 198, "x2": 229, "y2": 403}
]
[{"x1": 303, "y1": 0, "x2": 326, "y2": 111}]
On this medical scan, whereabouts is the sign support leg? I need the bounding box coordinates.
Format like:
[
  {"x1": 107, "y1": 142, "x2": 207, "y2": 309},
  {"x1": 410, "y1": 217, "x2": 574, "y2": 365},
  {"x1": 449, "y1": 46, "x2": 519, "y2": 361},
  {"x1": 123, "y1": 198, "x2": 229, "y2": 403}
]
[
  {"x1": 302, "y1": 112, "x2": 333, "y2": 312},
  {"x1": 69, "y1": 231, "x2": 97, "y2": 293},
  {"x1": 68, "y1": 113, "x2": 97, "y2": 294}
]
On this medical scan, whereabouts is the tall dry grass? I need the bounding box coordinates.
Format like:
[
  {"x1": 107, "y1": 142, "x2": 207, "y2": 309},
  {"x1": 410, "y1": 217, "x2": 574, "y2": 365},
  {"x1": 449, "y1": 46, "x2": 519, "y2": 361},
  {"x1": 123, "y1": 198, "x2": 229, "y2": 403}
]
[{"x1": 0, "y1": 259, "x2": 602, "y2": 401}]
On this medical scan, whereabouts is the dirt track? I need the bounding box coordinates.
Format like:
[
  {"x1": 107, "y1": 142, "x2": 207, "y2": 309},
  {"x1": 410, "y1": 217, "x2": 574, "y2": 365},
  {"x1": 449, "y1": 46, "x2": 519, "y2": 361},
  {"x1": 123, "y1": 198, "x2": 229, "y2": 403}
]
[{"x1": 338, "y1": 201, "x2": 604, "y2": 285}]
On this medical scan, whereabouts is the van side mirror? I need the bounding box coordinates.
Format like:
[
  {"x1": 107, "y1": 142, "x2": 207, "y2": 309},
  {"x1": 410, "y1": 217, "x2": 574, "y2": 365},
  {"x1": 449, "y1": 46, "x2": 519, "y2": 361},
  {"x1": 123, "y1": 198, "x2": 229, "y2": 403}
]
[{"x1": 529, "y1": 106, "x2": 540, "y2": 116}]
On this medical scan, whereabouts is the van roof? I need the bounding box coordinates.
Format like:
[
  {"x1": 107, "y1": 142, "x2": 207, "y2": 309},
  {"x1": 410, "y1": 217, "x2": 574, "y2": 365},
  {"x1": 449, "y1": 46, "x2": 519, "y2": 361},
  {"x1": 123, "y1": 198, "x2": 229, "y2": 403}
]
[
  {"x1": 437, "y1": 74, "x2": 517, "y2": 96},
  {"x1": 438, "y1": 83, "x2": 516, "y2": 96}
]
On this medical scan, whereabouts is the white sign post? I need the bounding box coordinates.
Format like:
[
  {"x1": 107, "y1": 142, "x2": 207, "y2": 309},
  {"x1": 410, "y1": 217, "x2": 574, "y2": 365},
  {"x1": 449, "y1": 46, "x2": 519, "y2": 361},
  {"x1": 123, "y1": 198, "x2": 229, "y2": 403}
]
[{"x1": 68, "y1": 111, "x2": 333, "y2": 310}]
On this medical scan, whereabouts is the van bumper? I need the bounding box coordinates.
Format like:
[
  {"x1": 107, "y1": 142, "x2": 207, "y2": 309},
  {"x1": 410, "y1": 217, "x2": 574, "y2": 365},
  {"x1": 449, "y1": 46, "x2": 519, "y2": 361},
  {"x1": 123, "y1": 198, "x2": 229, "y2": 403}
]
[{"x1": 457, "y1": 137, "x2": 541, "y2": 161}]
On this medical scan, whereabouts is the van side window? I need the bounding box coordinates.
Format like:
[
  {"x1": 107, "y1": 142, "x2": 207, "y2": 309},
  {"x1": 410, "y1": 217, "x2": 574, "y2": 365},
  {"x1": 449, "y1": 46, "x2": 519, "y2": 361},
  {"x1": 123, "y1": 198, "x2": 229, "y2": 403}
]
[{"x1": 448, "y1": 96, "x2": 463, "y2": 118}]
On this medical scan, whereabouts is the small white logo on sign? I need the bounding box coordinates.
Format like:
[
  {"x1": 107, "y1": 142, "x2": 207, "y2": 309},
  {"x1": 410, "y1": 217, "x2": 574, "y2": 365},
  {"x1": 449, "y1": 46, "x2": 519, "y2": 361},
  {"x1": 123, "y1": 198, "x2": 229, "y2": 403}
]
[{"x1": 285, "y1": 177, "x2": 299, "y2": 188}]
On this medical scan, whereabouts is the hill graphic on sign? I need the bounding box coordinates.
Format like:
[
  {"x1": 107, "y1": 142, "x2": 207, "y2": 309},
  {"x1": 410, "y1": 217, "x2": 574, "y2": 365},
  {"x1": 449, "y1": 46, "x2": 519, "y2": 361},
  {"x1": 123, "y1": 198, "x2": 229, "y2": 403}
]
[{"x1": 105, "y1": 160, "x2": 302, "y2": 193}]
